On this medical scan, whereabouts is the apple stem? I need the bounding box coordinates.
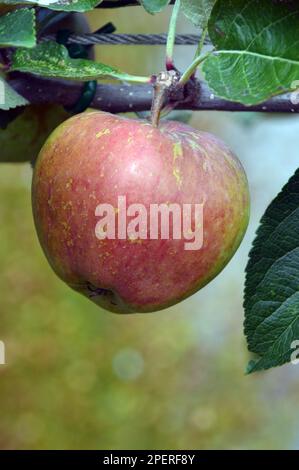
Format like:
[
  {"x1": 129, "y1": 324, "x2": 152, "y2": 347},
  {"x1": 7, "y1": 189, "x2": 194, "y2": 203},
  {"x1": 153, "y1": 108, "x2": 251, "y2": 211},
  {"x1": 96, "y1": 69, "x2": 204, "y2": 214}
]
[
  {"x1": 165, "y1": 0, "x2": 181, "y2": 71},
  {"x1": 150, "y1": 78, "x2": 169, "y2": 127},
  {"x1": 150, "y1": 70, "x2": 180, "y2": 127}
]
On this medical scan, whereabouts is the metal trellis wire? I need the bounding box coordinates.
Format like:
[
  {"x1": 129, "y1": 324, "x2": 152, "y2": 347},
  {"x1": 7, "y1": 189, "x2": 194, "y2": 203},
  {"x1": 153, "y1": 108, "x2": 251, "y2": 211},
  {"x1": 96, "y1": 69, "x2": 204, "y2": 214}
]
[{"x1": 43, "y1": 33, "x2": 211, "y2": 47}]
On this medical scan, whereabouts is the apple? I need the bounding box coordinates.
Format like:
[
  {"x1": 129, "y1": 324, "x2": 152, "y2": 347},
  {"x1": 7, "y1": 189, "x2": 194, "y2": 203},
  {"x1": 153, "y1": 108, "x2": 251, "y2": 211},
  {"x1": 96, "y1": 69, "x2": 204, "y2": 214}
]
[
  {"x1": 0, "y1": 12, "x2": 93, "y2": 164},
  {"x1": 32, "y1": 111, "x2": 250, "y2": 314}
]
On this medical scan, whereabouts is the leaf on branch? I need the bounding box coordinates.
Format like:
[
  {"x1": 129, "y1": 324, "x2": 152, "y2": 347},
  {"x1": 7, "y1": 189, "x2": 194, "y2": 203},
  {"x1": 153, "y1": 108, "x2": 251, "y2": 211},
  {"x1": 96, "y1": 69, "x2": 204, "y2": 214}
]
[
  {"x1": 202, "y1": 0, "x2": 299, "y2": 105},
  {"x1": 139, "y1": 0, "x2": 170, "y2": 14},
  {"x1": 0, "y1": 76, "x2": 28, "y2": 110},
  {"x1": 244, "y1": 169, "x2": 299, "y2": 373},
  {"x1": 181, "y1": 0, "x2": 216, "y2": 28},
  {"x1": 11, "y1": 41, "x2": 148, "y2": 83},
  {"x1": 1, "y1": 0, "x2": 103, "y2": 12},
  {"x1": 0, "y1": 8, "x2": 36, "y2": 48}
]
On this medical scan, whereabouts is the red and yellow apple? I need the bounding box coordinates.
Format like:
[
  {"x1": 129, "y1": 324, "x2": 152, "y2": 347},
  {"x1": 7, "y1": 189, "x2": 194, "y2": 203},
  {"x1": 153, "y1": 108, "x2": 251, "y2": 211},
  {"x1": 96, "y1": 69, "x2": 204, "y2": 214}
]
[{"x1": 32, "y1": 112, "x2": 250, "y2": 314}]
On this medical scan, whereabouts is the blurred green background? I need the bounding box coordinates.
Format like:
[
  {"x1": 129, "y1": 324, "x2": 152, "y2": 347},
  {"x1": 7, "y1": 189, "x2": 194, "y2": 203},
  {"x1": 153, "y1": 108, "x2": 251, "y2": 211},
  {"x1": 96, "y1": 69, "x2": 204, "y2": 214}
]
[{"x1": 0, "y1": 7, "x2": 299, "y2": 450}]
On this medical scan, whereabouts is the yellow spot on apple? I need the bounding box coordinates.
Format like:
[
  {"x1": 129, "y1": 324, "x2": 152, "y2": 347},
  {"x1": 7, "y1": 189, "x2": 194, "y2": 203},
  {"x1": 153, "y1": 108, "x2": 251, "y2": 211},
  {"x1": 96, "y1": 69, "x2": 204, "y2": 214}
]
[
  {"x1": 96, "y1": 128, "x2": 111, "y2": 138},
  {"x1": 128, "y1": 235, "x2": 142, "y2": 244},
  {"x1": 62, "y1": 201, "x2": 73, "y2": 210},
  {"x1": 172, "y1": 142, "x2": 183, "y2": 188},
  {"x1": 173, "y1": 142, "x2": 183, "y2": 160},
  {"x1": 173, "y1": 167, "x2": 182, "y2": 188},
  {"x1": 65, "y1": 178, "x2": 73, "y2": 190}
]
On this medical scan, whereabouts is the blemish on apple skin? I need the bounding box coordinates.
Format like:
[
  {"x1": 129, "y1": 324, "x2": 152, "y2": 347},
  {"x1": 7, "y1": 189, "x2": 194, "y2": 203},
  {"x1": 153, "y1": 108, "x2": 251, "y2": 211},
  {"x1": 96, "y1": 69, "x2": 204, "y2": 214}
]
[
  {"x1": 146, "y1": 131, "x2": 154, "y2": 139},
  {"x1": 127, "y1": 133, "x2": 134, "y2": 144},
  {"x1": 128, "y1": 236, "x2": 143, "y2": 244},
  {"x1": 173, "y1": 142, "x2": 183, "y2": 160},
  {"x1": 172, "y1": 142, "x2": 183, "y2": 188},
  {"x1": 173, "y1": 167, "x2": 182, "y2": 188},
  {"x1": 65, "y1": 178, "x2": 73, "y2": 190},
  {"x1": 61, "y1": 221, "x2": 70, "y2": 232},
  {"x1": 62, "y1": 201, "x2": 73, "y2": 210},
  {"x1": 96, "y1": 128, "x2": 111, "y2": 138},
  {"x1": 86, "y1": 282, "x2": 118, "y2": 306},
  {"x1": 86, "y1": 282, "x2": 112, "y2": 297}
]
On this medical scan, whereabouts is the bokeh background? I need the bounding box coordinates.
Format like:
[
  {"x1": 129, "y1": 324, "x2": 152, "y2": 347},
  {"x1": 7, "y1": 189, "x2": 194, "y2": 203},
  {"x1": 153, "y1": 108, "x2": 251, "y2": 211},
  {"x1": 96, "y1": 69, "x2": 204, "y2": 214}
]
[{"x1": 0, "y1": 6, "x2": 298, "y2": 450}]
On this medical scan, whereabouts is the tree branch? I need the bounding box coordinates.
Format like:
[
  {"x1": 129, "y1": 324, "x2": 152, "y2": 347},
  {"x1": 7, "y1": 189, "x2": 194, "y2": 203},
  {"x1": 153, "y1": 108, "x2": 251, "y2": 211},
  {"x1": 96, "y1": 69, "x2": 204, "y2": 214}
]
[{"x1": 8, "y1": 73, "x2": 299, "y2": 114}]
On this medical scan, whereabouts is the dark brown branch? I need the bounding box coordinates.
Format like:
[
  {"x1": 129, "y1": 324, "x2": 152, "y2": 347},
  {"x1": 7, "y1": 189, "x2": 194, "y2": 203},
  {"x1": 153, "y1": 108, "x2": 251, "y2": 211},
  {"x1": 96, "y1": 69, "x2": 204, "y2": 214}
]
[{"x1": 8, "y1": 73, "x2": 299, "y2": 114}]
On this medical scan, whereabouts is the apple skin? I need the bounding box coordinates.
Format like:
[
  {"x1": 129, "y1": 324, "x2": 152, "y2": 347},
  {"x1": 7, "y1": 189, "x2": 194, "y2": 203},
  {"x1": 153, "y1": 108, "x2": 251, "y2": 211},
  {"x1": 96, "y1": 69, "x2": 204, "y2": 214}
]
[
  {"x1": 0, "y1": 13, "x2": 93, "y2": 164},
  {"x1": 32, "y1": 112, "x2": 250, "y2": 314}
]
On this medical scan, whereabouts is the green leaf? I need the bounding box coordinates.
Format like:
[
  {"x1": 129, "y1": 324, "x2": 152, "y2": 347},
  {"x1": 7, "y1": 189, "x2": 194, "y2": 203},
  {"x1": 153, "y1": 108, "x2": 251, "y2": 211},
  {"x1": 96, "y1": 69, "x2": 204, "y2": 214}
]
[
  {"x1": 202, "y1": 0, "x2": 299, "y2": 105},
  {"x1": 11, "y1": 41, "x2": 148, "y2": 83},
  {"x1": 244, "y1": 169, "x2": 299, "y2": 373},
  {"x1": 0, "y1": 76, "x2": 28, "y2": 110},
  {"x1": 181, "y1": 0, "x2": 215, "y2": 28},
  {"x1": 0, "y1": 8, "x2": 36, "y2": 48},
  {"x1": 139, "y1": 0, "x2": 170, "y2": 14},
  {"x1": 0, "y1": 0, "x2": 102, "y2": 12}
]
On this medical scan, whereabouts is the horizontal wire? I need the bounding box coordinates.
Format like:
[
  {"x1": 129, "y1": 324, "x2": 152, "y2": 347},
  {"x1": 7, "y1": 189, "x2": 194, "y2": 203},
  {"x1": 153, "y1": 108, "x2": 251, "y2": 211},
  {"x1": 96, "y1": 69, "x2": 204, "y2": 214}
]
[
  {"x1": 97, "y1": 0, "x2": 176, "y2": 7},
  {"x1": 43, "y1": 33, "x2": 211, "y2": 46}
]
